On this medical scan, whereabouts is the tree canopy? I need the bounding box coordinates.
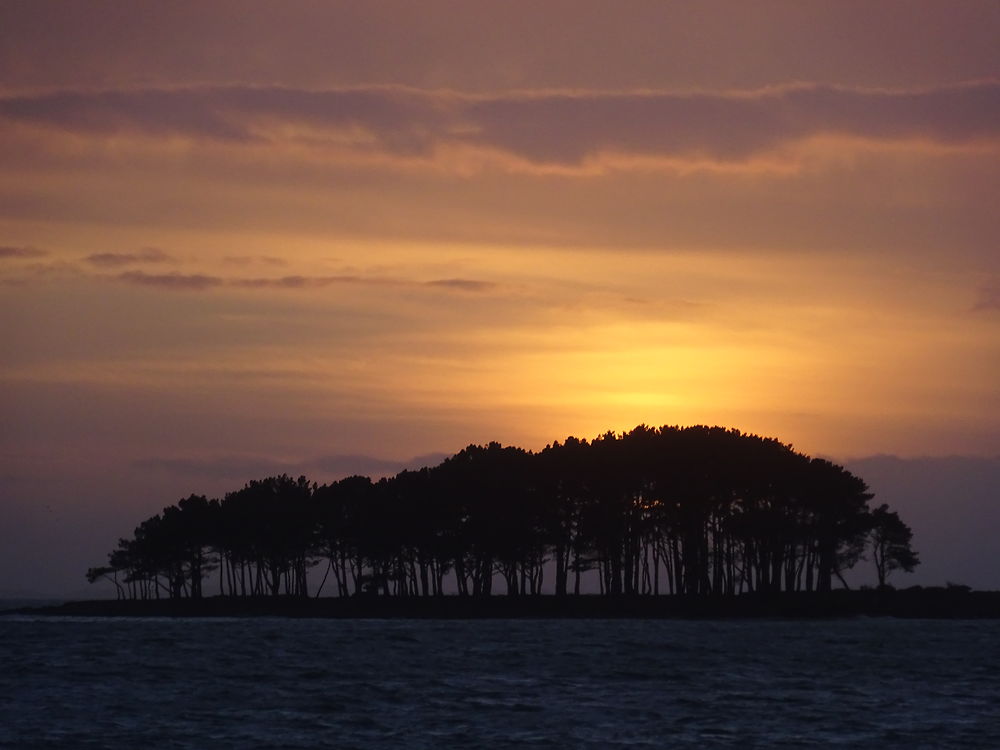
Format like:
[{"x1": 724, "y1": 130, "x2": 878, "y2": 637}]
[
  {"x1": 869, "y1": 503, "x2": 920, "y2": 587},
  {"x1": 87, "y1": 425, "x2": 919, "y2": 600}
]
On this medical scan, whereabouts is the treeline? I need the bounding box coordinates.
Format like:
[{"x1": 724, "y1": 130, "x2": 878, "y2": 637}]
[{"x1": 87, "y1": 425, "x2": 918, "y2": 600}]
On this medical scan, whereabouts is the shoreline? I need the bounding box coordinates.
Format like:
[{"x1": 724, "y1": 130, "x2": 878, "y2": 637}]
[{"x1": 7, "y1": 587, "x2": 1000, "y2": 619}]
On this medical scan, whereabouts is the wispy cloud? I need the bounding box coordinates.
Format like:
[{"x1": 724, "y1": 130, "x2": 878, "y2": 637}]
[
  {"x1": 230, "y1": 274, "x2": 373, "y2": 289},
  {"x1": 222, "y1": 255, "x2": 288, "y2": 267},
  {"x1": 0, "y1": 245, "x2": 47, "y2": 259},
  {"x1": 117, "y1": 270, "x2": 223, "y2": 290},
  {"x1": 2, "y1": 81, "x2": 997, "y2": 167},
  {"x1": 115, "y1": 269, "x2": 497, "y2": 293},
  {"x1": 424, "y1": 278, "x2": 497, "y2": 292},
  {"x1": 973, "y1": 277, "x2": 1000, "y2": 312},
  {"x1": 84, "y1": 247, "x2": 174, "y2": 267}
]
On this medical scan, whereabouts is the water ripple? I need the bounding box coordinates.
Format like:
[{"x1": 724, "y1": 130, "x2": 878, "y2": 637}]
[{"x1": 1, "y1": 617, "x2": 999, "y2": 748}]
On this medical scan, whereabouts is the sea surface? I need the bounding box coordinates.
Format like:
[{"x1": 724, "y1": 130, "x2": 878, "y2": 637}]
[{"x1": 1, "y1": 614, "x2": 999, "y2": 749}]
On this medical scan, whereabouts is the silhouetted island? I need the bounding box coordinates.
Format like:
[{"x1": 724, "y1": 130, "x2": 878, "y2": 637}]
[
  {"x1": 14, "y1": 587, "x2": 1000, "y2": 619},
  {"x1": 82, "y1": 425, "x2": 930, "y2": 611}
]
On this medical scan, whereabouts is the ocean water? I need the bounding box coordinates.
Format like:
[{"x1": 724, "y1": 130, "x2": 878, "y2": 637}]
[{"x1": 1, "y1": 615, "x2": 998, "y2": 749}]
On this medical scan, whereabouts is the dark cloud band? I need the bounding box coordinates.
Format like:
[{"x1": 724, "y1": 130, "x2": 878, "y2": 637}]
[
  {"x1": 85, "y1": 247, "x2": 173, "y2": 267},
  {"x1": 117, "y1": 270, "x2": 223, "y2": 290},
  {"x1": 0, "y1": 245, "x2": 47, "y2": 259},
  {"x1": 115, "y1": 270, "x2": 496, "y2": 293},
  {"x1": 2, "y1": 82, "x2": 997, "y2": 165}
]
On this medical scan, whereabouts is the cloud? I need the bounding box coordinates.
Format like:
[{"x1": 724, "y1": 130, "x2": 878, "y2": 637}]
[
  {"x1": 222, "y1": 255, "x2": 288, "y2": 266},
  {"x1": 114, "y1": 269, "x2": 497, "y2": 293},
  {"x1": 2, "y1": 81, "x2": 997, "y2": 167},
  {"x1": 0, "y1": 259, "x2": 81, "y2": 285},
  {"x1": 84, "y1": 247, "x2": 174, "y2": 267},
  {"x1": 230, "y1": 274, "x2": 370, "y2": 289},
  {"x1": 424, "y1": 278, "x2": 497, "y2": 292},
  {"x1": 117, "y1": 270, "x2": 223, "y2": 290},
  {"x1": 135, "y1": 452, "x2": 451, "y2": 483},
  {"x1": 973, "y1": 277, "x2": 1000, "y2": 312},
  {"x1": 228, "y1": 274, "x2": 498, "y2": 293},
  {"x1": 0, "y1": 245, "x2": 47, "y2": 259}
]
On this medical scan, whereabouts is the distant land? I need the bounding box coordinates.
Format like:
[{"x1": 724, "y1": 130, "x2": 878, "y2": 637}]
[{"x1": 8, "y1": 588, "x2": 1000, "y2": 620}]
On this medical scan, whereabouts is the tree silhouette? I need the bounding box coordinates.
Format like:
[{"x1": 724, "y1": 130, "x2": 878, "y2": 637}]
[
  {"x1": 87, "y1": 425, "x2": 920, "y2": 599},
  {"x1": 869, "y1": 503, "x2": 920, "y2": 587}
]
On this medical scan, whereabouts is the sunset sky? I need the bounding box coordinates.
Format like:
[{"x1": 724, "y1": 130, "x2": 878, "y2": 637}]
[{"x1": 1, "y1": 1, "x2": 998, "y2": 596}]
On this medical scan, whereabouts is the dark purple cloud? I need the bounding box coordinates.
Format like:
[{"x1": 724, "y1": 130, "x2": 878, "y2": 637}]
[
  {"x1": 117, "y1": 270, "x2": 223, "y2": 290},
  {"x1": 973, "y1": 277, "x2": 1000, "y2": 312},
  {"x1": 230, "y1": 274, "x2": 369, "y2": 289},
  {"x1": 84, "y1": 247, "x2": 173, "y2": 267},
  {"x1": 2, "y1": 82, "x2": 997, "y2": 165},
  {"x1": 462, "y1": 82, "x2": 1000, "y2": 163},
  {"x1": 424, "y1": 278, "x2": 497, "y2": 292},
  {"x1": 0, "y1": 86, "x2": 446, "y2": 151},
  {"x1": 114, "y1": 269, "x2": 497, "y2": 293},
  {"x1": 229, "y1": 274, "x2": 496, "y2": 292},
  {"x1": 0, "y1": 245, "x2": 47, "y2": 259}
]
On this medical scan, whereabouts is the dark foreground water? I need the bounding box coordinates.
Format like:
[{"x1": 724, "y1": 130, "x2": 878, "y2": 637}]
[{"x1": 1, "y1": 616, "x2": 999, "y2": 749}]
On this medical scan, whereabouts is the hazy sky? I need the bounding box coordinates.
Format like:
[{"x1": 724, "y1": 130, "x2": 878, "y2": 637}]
[{"x1": 1, "y1": 1, "x2": 997, "y2": 596}]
